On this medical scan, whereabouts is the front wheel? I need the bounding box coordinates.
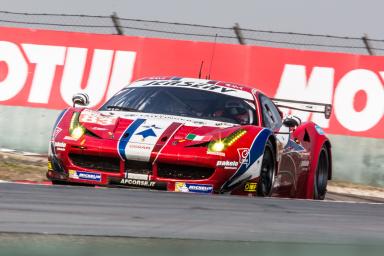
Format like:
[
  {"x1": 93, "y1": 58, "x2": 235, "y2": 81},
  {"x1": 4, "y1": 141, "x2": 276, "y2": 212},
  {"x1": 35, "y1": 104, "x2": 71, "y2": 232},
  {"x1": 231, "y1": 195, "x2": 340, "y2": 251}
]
[
  {"x1": 257, "y1": 140, "x2": 276, "y2": 197},
  {"x1": 313, "y1": 146, "x2": 330, "y2": 200}
]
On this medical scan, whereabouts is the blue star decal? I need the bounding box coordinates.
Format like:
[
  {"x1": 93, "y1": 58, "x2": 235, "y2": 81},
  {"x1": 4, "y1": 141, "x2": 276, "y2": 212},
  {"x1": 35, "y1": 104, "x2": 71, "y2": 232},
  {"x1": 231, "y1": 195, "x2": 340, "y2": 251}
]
[{"x1": 136, "y1": 128, "x2": 157, "y2": 140}]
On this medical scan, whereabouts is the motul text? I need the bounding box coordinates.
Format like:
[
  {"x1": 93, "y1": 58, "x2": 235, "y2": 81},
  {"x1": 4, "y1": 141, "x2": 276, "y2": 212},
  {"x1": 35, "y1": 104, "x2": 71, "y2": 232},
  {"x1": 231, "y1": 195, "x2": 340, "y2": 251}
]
[{"x1": 0, "y1": 26, "x2": 382, "y2": 138}]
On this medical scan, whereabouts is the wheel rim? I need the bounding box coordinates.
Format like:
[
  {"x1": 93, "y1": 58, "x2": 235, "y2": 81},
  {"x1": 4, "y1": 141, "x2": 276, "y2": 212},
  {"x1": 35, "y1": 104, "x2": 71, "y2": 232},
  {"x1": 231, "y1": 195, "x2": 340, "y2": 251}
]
[{"x1": 260, "y1": 146, "x2": 275, "y2": 196}]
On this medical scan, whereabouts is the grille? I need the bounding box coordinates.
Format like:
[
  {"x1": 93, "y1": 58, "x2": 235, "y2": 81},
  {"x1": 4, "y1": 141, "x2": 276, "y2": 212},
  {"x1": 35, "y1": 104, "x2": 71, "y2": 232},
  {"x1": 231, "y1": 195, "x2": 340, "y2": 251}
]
[
  {"x1": 125, "y1": 161, "x2": 152, "y2": 175},
  {"x1": 157, "y1": 163, "x2": 214, "y2": 180},
  {"x1": 69, "y1": 153, "x2": 120, "y2": 173}
]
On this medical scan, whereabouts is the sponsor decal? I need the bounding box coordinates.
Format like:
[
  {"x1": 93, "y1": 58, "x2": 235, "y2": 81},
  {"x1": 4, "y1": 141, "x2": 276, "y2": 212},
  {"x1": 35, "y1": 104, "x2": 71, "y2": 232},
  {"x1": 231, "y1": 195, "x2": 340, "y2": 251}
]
[
  {"x1": 175, "y1": 182, "x2": 190, "y2": 193},
  {"x1": 237, "y1": 148, "x2": 250, "y2": 167},
  {"x1": 174, "y1": 182, "x2": 213, "y2": 194},
  {"x1": 119, "y1": 179, "x2": 156, "y2": 187},
  {"x1": 53, "y1": 127, "x2": 62, "y2": 139},
  {"x1": 207, "y1": 151, "x2": 225, "y2": 157},
  {"x1": 127, "y1": 143, "x2": 151, "y2": 150},
  {"x1": 92, "y1": 127, "x2": 108, "y2": 131},
  {"x1": 64, "y1": 136, "x2": 78, "y2": 141},
  {"x1": 69, "y1": 170, "x2": 101, "y2": 182},
  {"x1": 68, "y1": 170, "x2": 77, "y2": 178},
  {"x1": 125, "y1": 173, "x2": 149, "y2": 180},
  {"x1": 185, "y1": 133, "x2": 212, "y2": 141},
  {"x1": 48, "y1": 161, "x2": 53, "y2": 171},
  {"x1": 143, "y1": 80, "x2": 236, "y2": 94},
  {"x1": 80, "y1": 109, "x2": 117, "y2": 125},
  {"x1": 51, "y1": 110, "x2": 68, "y2": 141},
  {"x1": 215, "y1": 122, "x2": 232, "y2": 127},
  {"x1": 218, "y1": 82, "x2": 244, "y2": 91},
  {"x1": 244, "y1": 182, "x2": 257, "y2": 192},
  {"x1": 110, "y1": 112, "x2": 234, "y2": 128},
  {"x1": 54, "y1": 141, "x2": 66, "y2": 151},
  {"x1": 216, "y1": 160, "x2": 239, "y2": 169},
  {"x1": 109, "y1": 177, "x2": 167, "y2": 190}
]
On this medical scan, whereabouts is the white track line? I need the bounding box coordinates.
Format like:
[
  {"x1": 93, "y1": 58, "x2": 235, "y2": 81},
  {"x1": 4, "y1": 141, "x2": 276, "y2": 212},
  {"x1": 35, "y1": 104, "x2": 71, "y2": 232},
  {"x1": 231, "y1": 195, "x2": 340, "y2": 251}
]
[
  {"x1": 0, "y1": 148, "x2": 46, "y2": 157},
  {"x1": 264, "y1": 194, "x2": 384, "y2": 205}
]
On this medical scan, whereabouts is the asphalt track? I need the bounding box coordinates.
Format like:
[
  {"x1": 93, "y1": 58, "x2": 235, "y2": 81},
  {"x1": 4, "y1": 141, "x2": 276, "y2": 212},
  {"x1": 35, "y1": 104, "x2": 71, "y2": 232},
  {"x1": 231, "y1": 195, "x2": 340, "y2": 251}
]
[{"x1": 0, "y1": 182, "x2": 383, "y2": 245}]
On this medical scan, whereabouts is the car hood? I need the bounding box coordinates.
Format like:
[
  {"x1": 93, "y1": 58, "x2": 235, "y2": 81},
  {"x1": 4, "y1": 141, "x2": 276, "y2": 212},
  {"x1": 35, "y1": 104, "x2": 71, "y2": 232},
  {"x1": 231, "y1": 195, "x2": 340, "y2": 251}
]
[{"x1": 79, "y1": 109, "x2": 240, "y2": 143}]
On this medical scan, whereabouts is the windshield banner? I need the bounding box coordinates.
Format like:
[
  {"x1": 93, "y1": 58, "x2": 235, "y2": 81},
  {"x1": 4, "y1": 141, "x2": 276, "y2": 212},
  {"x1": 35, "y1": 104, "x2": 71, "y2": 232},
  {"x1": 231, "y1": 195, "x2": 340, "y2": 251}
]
[{"x1": 0, "y1": 26, "x2": 382, "y2": 138}]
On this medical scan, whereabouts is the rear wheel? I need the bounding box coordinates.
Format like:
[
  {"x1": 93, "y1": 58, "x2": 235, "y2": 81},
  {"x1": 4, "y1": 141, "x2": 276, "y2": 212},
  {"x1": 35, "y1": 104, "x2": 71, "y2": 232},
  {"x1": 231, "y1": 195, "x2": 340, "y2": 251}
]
[
  {"x1": 257, "y1": 140, "x2": 276, "y2": 197},
  {"x1": 313, "y1": 146, "x2": 329, "y2": 200}
]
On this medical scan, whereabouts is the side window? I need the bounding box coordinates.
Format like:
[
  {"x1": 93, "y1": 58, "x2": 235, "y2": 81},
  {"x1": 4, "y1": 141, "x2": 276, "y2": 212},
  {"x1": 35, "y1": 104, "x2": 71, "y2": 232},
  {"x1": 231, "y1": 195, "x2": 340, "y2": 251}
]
[{"x1": 259, "y1": 94, "x2": 282, "y2": 130}]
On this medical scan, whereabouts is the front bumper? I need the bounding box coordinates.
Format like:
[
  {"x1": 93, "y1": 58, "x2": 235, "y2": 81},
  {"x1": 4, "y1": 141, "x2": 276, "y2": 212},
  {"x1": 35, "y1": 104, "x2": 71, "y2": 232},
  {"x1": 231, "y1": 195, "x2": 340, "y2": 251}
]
[{"x1": 47, "y1": 147, "x2": 235, "y2": 194}]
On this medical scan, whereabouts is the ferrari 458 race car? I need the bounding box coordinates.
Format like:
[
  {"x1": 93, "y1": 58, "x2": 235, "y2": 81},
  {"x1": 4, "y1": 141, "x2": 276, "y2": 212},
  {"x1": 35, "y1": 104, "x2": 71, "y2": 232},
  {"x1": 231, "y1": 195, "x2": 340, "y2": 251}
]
[{"x1": 48, "y1": 77, "x2": 332, "y2": 199}]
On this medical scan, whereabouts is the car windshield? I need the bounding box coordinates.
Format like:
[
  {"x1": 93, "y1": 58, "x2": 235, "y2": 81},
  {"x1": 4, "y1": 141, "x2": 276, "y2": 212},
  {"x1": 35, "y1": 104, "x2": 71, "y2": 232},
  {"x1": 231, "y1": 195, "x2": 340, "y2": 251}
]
[{"x1": 100, "y1": 87, "x2": 257, "y2": 125}]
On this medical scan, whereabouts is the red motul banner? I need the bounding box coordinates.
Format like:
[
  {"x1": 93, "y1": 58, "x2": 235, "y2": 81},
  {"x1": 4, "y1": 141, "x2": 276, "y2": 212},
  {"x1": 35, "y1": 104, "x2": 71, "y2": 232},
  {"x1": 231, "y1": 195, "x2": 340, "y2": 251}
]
[{"x1": 0, "y1": 26, "x2": 383, "y2": 138}]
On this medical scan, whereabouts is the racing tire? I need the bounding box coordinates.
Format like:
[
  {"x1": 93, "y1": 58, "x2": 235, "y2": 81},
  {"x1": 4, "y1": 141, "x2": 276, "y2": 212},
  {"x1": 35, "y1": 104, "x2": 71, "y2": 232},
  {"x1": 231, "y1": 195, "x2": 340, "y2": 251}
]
[
  {"x1": 257, "y1": 140, "x2": 276, "y2": 197},
  {"x1": 313, "y1": 146, "x2": 329, "y2": 200}
]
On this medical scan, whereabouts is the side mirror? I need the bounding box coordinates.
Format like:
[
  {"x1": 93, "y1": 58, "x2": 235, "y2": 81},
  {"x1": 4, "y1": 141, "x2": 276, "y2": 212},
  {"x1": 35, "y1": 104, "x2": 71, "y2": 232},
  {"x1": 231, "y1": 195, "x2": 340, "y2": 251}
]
[
  {"x1": 283, "y1": 117, "x2": 299, "y2": 128},
  {"x1": 72, "y1": 93, "x2": 89, "y2": 107}
]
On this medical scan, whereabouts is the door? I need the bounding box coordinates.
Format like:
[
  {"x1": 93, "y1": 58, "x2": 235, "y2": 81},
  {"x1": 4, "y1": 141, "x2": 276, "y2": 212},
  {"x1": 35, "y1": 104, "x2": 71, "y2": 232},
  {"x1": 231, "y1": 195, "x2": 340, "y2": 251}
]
[{"x1": 258, "y1": 94, "x2": 297, "y2": 197}]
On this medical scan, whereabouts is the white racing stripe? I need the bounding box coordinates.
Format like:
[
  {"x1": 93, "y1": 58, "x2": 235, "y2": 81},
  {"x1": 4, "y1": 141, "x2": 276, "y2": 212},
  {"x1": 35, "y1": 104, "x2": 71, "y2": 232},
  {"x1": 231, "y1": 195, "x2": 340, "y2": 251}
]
[{"x1": 124, "y1": 119, "x2": 174, "y2": 161}]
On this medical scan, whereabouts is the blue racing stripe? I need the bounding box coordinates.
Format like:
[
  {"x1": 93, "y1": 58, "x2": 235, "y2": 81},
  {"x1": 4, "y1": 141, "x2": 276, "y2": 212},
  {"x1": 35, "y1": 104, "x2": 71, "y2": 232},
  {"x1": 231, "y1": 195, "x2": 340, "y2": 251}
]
[
  {"x1": 222, "y1": 128, "x2": 272, "y2": 191},
  {"x1": 51, "y1": 109, "x2": 69, "y2": 141},
  {"x1": 118, "y1": 119, "x2": 146, "y2": 160}
]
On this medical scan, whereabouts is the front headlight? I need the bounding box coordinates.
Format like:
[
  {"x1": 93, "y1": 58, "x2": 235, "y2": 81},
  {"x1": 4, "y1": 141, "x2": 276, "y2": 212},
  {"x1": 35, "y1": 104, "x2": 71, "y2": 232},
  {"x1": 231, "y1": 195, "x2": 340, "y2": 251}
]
[
  {"x1": 69, "y1": 112, "x2": 85, "y2": 139},
  {"x1": 208, "y1": 129, "x2": 247, "y2": 152},
  {"x1": 210, "y1": 141, "x2": 226, "y2": 152},
  {"x1": 70, "y1": 126, "x2": 85, "y2": 139}
]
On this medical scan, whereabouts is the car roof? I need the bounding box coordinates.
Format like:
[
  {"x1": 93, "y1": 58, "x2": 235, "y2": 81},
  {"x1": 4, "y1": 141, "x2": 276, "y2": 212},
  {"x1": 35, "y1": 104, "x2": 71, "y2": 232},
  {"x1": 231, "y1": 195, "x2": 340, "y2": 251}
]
[{"x1": 128, "y1": 77, "x2": 258, "y2": 101}]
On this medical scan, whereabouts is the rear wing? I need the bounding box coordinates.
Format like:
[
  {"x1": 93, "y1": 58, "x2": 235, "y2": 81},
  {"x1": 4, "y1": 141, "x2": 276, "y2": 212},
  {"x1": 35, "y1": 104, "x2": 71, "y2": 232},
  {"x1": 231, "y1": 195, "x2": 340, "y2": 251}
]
[{"x1": 272, "y1": 98, "x2": 332, "y2": 119}]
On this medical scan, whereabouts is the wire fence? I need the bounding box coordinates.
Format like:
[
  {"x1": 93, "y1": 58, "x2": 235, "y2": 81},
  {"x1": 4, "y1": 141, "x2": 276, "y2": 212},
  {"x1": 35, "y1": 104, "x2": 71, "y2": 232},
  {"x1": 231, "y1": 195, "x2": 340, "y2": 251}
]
[{"x1": 1, "y1": 10, "x2": 384, "y2": 55}]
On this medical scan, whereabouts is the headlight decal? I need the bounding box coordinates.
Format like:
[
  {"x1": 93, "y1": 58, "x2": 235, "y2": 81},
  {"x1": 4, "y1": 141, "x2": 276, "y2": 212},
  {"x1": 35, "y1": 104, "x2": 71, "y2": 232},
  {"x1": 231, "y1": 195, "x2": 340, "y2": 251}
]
[
  {"x1": 69, "y1": 112, "x2": 86, "y2": 139},
  {"x1": 208, "y1": 129, "x2": 247, "y2": 152}
]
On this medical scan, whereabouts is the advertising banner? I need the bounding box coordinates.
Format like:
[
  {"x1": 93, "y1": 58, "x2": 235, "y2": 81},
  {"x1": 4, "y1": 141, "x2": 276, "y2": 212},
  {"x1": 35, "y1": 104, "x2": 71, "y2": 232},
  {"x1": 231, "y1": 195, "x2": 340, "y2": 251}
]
[{"x1": 0, "y1": 26, "x2": 382, "y2": 138}]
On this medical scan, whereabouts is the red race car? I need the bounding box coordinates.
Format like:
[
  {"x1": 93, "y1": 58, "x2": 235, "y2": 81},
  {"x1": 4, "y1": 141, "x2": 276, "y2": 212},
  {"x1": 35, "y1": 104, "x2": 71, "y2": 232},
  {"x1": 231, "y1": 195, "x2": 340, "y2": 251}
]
[{"x1": 47, "y1": 77, "x2": 332, "y2": 200}]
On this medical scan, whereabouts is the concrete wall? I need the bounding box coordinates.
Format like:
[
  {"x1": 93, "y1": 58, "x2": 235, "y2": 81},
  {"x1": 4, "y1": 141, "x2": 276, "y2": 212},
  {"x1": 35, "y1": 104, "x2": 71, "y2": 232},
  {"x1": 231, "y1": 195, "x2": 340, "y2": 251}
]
[
  {"x1": 1, "y1": 105, "x2": 383, "y2": 187},
  {"x1": 0, "y1": 106, "x2": 61, "y2": 153},
  {"x1": 329, "y1": 135, "x2": 384, "y2": 187}
]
